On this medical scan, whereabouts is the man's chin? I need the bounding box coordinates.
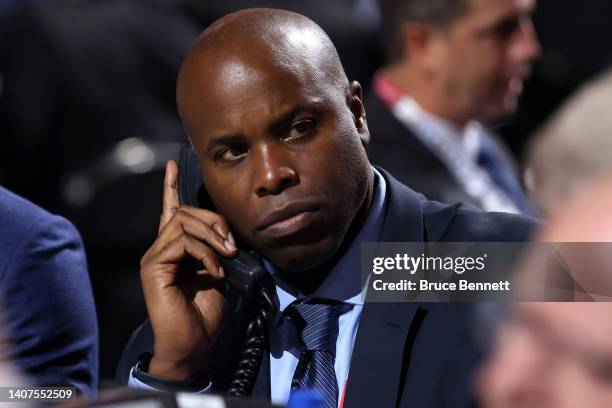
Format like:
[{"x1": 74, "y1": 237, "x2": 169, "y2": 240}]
[
  {"x1": 263, "y1": 236, "x2": 340, "y2": 275},
  {"x1": 482, "y1": 97, "x2": 519, "y2": 122},
  {"x1": 482, "y1": 80, "x2": 524, "y2": 120},
  {"x1": 500, "y1": 79, "x2": 524, "y2": 114},
  {"x1": 503, "y1": 93, "x2": 520, "y2": 114}
]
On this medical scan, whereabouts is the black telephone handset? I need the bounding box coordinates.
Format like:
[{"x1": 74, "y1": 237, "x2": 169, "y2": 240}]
[
  {"x1": 177, "y1": 145, "x2": 269, "y2": 295},
  {"x1": 178, "y1": 145, "x2": 275, "y2": 398}
]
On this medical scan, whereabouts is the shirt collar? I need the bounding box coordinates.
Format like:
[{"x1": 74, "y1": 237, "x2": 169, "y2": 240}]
[{"x1": 264, "y1": 167, "x2": 387, "y2": 312}]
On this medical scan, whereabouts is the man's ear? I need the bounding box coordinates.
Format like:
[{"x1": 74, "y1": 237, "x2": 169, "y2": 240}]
[{"x1": 348, "y1": 80, "x2": 370, "y2": 146}]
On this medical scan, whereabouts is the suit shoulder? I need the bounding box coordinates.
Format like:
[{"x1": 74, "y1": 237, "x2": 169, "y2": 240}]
[
  {"x1": 0, "y1": 189, "x2": 95, "y2": 395},
  {"x1": 0, "y1": 187, "x2": 83, "y2": 274},
  {"x1": 422, "y1": 199, "x2": 539, "y2": 242},
  {"x1": 0, "y1": 187, "x2": 53, "y2": 228},
  {"x1": 0, "y1": 186, "x2": 80, "y2": 237}
]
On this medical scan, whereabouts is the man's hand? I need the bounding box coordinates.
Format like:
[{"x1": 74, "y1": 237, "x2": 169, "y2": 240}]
[{"x1": 140, "y1": 160, "x2": 238, "y2": 381}]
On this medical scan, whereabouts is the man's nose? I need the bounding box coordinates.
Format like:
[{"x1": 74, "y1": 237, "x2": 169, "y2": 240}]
[
  {"x1": 511, "y1": 17, "x2": 541, "y2": 64},
  {"x1": 252, "y1": 144, "x2": 299, "y2": 197}
]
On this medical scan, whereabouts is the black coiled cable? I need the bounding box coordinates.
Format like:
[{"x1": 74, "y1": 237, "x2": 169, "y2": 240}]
[{"x1": 226, "y1": 287, "x2": 275, "y2": 398}]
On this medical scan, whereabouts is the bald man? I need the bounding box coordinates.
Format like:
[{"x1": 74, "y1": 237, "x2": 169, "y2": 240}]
[{"x1": 117, "y1": 9, "x2": 536, "y2": 408}]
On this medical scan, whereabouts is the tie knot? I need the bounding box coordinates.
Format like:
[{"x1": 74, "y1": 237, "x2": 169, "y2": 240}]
[{"x1": 286, "y1": 301, "x2": 342, "y2": 352}]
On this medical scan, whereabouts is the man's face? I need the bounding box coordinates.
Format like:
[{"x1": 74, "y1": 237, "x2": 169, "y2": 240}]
[
  {"x1": 478, "y1": 303, "x2": 612, "y2": 408},
  {"x1": 178, "y1": 50, "x2": 371, "y2": 275},
  {"x1": 428, "y1": 0, "x2": 540, "y2": 122}
]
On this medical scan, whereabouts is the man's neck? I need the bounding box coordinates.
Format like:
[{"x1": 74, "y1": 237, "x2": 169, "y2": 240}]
[{"x1": 382, "y1": 65, "x2": 470, "y2": 129}]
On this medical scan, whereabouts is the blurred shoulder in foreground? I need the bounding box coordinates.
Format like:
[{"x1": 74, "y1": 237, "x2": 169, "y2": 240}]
[
  {"x1": 478, "y1": 173, "x2": 612, "y2": 408},
  {"x1": 0, "y1": 186, "x2": 98, "y2": 397}
]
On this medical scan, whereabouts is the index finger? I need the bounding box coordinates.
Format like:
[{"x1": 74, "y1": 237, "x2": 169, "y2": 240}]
[{"x1": 160, "y1": 160, "x2": 180, "y2": 233}]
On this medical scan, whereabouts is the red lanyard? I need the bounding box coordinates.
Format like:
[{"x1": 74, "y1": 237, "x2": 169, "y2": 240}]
[{"x1": 373, "y1": 71, "x2": 403, "y2": 108}]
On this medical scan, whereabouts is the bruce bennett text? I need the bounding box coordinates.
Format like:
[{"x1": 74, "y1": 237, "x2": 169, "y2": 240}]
[{"x1": 372, "y1": 279, "x2": 511, "y2": 292}]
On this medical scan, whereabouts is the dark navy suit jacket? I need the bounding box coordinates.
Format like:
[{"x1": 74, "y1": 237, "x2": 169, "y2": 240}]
[
  {"x1": 365, "y1": 89, "x2": 524, "y2": 211},
  {"x1": 0, "y1": 187, "x2": 98, "y2": 397},
  {"x1": 117, "y1": 169, "x2": 536, "y2": 407}
]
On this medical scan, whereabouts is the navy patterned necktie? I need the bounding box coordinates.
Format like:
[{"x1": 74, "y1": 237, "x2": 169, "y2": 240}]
[{"x1": 287, "y1": 300, "x2": 342, "y2": 408}]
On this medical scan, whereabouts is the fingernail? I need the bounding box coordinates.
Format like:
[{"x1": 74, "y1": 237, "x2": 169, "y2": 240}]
[
  {"x1": 228, "y1": 231, "x2": 236, "y2": 246},
  {"x1": 224, "y1": 239, "x2": 237, "y2": 252},
  {"x1": 218, "y1": 266, "x2": 225, "y2": 278},
  {"x1": 196, "y1": 269, "x2": 208, "y2": 275}
]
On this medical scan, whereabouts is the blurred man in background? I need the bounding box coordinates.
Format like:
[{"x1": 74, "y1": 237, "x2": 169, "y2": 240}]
[
  {"x1": 367, "y1": 0, "x2": 540, "y2": 215},
  {"x1": 525, "y1": 69, "x2": 612, "y2": 215},
  {"x1": 0, "y1": 186, "x2": 98, "y2": 396},
  {"x1": 478, "y1": 175, "x2": 612, "y2": 407}
]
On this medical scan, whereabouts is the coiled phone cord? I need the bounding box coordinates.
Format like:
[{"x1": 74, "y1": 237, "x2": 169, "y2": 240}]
[{"x1": 226, "y1": 286, "x2": 275, "y2": 397}]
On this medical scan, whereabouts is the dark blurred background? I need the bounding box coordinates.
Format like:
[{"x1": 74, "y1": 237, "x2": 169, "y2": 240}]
[{"x1": 0, "y1": 0, "x2": 610, "y2": 384}]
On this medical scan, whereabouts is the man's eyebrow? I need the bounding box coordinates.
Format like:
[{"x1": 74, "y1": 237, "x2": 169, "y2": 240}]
[
  {"x1": 476, "y1": 14, "x2": 519, "y2": 37},
  {"x1": 205, "y1": 103, "x2": 324, "y2": 152},
  {"x1": 476, "y1": 3, "x2": 535, "y2": 37},
  {"x1": 268, "y1": 104, "x2": 323, "y2": 135},
  {"x1": 205, "y1": 134, "x2": 245, "y2": 153}
]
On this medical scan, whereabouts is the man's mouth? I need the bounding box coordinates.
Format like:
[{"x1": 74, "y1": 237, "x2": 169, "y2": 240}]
[
  {"x1": 257, "y1": 201, "x2": 320, "y2": 238},
  {"x1": 505, "y1": 66, "x2": 531, "y2": 96}
]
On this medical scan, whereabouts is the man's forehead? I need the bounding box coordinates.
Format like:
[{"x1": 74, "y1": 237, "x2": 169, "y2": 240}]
[
  {"x1": 180, "y1": 56, "x2": 333, "y2": 149},
  {"x1": 181, "y1": 38, "x2": 328, "y2": 104},
  {"x1": 187, "y1": 55, "x2": 327, "y2": 112}
]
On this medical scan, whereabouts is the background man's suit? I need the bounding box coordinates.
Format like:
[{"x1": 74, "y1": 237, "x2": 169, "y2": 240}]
[
  {"x1": 0, "y1": 187, "x2": 98, "y2": 397},
  {"x1": 117, "y1": 169, "x2": 535, "y2": 407},
  {"x1": 365, "y1": 88, "x2": 531, "y2": 214}
]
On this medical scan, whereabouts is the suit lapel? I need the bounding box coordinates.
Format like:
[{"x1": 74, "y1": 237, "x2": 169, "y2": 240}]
[
  {"x1": 376, "y1": 167, "x2": 426, "y2": 244},
  {"x1": 344, "y1": 302, "x2": 419, "y2": 407},
  {"x1": 344, "y1": 171, "x2": 426, "y2": 407}
]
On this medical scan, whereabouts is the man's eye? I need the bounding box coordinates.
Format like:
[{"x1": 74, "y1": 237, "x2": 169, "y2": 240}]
[
  {"x1": 285, "y1": 120, "x2": 316, "y2": 141},
  {"x1": 492, "y1": 19, "x2": 520, "y2": 40},
  {"x1": 218, "y1": 145, "x2": 248, "y2": 161}
]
